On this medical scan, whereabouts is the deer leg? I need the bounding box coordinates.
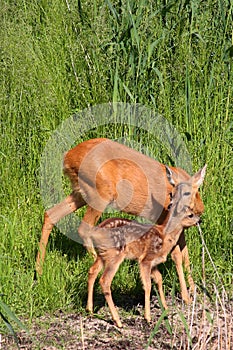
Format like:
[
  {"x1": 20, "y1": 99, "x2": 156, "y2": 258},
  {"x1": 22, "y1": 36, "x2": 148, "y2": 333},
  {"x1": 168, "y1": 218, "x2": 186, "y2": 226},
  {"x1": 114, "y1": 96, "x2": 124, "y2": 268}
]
[
  {"x1": 171, "y1": 242, "x2": 191, "y2": 304},
  {"x1": 151, "y1": 267, "x2": 168, "y2": 310},
  {"x1": 86, "y1": 256, "x2": 103, "y2": 313},
  {"x1": 173, "y1": 230, "x2": 195, "y2": 298},
  {"x1": 36, "y1": 192, "x2": 84, "y2": 275},
  {"x1": 182, "y1": 244, "x2": 195, "y2": 294},
  {"x1": 99, "y1": 254, "x2": 125, "y2": 328},
  {"x1": 78, "y1": 206, "x2": 102, "y2": 259},
  {"x1": 139, "y1": 262, "x2": 152, "y2": 323}
]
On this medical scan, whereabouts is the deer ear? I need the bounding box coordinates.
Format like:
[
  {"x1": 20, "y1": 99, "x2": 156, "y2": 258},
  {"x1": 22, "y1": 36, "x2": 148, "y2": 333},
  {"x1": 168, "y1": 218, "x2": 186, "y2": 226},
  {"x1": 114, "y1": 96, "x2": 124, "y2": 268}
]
[
  {"x1": 165, "y1": 165, "x2": 176, "y2": 187},
  {"x1": 192, "y1": 164, "x2": 207, "y2": 188}
]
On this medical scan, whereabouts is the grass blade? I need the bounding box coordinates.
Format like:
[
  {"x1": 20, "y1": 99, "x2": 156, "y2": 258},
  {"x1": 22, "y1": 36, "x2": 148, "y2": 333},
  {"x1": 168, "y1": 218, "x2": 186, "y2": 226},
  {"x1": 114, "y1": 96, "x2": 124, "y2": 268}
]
[
  {"x1": 146, "y1": 309, "x2": 171, "y2": 348},
  {"x1": 177, "y1": 310, "x2": 192, "y2": 347},
  {"x1": 0, "y1": 300, "x2": 28, "y2": 332},
  {"x1": 0, "y1": 310, "x2": 20, "y2": 349}
]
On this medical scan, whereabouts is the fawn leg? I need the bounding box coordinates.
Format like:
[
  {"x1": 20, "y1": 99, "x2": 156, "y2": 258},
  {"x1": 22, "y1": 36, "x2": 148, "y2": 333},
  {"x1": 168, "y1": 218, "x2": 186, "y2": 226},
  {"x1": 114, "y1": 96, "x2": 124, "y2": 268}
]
[
  {"x1": 86, "y1": 257, "x2": 103, "y2": 313},
  {"x1": 99, "y1": 254, "x2": 125, "y2": 328},
  {"x1": 171, "y1": 236, "x2": 191, "y2": 304},
  {"x1": 36, "y1": 192, "x2": 83, "y2": 275},
  {"x1": 78, "y1": 206, "x2": 103, "y2": 259},
  {"x1": 151, "y1": 267, "x2": 168, "y2": 310},
  {"x1": 139, "y1": 262, "x2": 152, "y2": 323}
]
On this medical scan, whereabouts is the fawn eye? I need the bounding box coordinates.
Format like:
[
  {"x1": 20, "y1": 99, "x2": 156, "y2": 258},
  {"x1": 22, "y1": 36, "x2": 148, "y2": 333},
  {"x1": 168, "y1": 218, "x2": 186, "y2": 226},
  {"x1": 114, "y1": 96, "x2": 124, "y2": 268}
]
[{"x1": 188, "y1": 213, "x2": 194, "y2": 218}]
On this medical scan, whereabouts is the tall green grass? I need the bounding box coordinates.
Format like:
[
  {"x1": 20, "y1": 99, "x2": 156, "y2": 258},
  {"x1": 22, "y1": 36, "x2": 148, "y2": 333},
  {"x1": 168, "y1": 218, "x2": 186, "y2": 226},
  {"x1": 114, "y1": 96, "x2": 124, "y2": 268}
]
[{"x1": 0, "y1": 0, "x2": 232, "y2": 332}]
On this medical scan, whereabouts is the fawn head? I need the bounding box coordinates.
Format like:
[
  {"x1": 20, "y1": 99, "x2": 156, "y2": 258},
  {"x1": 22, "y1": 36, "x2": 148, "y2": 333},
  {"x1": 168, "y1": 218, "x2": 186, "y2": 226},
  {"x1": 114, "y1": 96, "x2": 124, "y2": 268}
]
[{"x1": 164, "y1": 165, "x2": 207, "y2": 233}]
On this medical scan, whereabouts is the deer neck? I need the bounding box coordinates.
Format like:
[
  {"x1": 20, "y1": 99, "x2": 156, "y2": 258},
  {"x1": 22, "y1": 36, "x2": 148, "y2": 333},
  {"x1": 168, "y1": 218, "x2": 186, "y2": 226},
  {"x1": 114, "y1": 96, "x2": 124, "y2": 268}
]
[{"x1": 162, "y1": 218, "x2": 184, "y2": 246}]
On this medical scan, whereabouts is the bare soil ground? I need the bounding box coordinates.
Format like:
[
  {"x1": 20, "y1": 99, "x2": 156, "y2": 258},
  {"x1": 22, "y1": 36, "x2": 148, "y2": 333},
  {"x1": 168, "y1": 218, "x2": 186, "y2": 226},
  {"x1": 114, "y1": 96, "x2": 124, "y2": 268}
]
[{"x1": 2, "y1": 295, "x2": 233, "y2": 350}]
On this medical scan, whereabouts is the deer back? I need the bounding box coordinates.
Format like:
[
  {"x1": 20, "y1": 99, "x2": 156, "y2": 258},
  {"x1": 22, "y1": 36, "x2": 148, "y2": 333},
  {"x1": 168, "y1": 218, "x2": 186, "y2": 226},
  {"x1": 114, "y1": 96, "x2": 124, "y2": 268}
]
[{"x1": 63, "y1": 138, "x2": 204, "y2": 222}]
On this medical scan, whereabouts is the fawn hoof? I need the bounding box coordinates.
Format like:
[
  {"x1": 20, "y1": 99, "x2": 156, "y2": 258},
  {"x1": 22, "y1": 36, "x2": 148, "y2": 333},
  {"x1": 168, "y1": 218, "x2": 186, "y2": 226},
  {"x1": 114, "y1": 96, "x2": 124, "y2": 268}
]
[
  {"x1": 115, "y1": 319, "x2": 123, "y2": 328},
  {"x1": 182, "y1": 293, "x2": 192, "y2": 305}
]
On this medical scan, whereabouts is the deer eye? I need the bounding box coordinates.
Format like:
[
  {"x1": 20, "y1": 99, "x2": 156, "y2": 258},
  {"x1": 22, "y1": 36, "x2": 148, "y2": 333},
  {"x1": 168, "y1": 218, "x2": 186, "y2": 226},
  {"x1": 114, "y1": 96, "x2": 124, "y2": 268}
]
[
  {"x1": 167, "y1": 203, "x2": 172, "y2": 210},
  {"x1": 188, "y1": 213, "x2": 194, "y2": 218},
  {"x1": 184, "y1": 191, "x2": 191, "y2": 196}
]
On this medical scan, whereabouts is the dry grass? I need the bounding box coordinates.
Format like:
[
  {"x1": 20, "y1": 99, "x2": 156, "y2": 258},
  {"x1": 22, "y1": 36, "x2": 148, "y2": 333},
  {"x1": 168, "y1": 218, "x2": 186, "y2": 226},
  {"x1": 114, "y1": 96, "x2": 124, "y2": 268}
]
[{"x1": 2, "y1": 290, "x2": 232, "y2": 350}]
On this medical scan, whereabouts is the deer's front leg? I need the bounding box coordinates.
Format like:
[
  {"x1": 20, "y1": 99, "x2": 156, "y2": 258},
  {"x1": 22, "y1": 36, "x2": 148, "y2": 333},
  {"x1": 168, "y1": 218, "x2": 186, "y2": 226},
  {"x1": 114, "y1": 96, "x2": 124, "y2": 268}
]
[
  {"x1": 78, "y1": 206, "x2": 102, "y2": 259},
  {"x1": 181, "y1": 244, "x2": 195, "y2": 294},
  {"x1": 87, "y1": 257, "x2": 103, "y2": 313}
]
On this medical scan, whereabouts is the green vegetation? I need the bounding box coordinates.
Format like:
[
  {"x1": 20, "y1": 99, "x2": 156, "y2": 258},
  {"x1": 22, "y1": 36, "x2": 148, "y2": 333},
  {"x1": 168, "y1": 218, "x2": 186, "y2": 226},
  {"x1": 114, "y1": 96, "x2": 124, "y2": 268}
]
[{"x1": 0, "y1": 0, "x2": 232, "y2": 337}]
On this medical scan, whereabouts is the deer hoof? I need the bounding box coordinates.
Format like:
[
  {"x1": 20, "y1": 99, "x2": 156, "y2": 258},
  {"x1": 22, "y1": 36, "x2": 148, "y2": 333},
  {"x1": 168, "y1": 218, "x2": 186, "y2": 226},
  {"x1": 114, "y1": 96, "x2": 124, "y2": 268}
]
[{"x1": 86, "y1": 305, "x2": 93, "y2": 314}]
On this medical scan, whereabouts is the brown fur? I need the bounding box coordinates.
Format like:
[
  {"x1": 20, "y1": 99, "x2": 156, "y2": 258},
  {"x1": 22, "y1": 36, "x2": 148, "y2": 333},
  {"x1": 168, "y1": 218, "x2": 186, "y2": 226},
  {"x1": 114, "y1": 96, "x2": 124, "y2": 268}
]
[
  {"x1": 36, "y1": 138, "x2": 205, "y2": 304},
  {"x1": 86, "y1": 170, "x2": 205, "y2": 327}
]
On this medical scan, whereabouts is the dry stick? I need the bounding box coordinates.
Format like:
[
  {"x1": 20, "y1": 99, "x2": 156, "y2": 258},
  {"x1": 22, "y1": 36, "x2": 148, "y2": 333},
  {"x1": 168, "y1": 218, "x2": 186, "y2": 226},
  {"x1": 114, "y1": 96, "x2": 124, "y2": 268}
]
[
  {"x1": 197, "y1": 224, "x2": 227, "y2": 296},
  {"x1": 214, "y1": 285, "x2": 231, "y2": 350},
  {"x1": 80, "y1": 316, "x2": 85, "y2": 350},
  {"x1": 221, "y1": 287, "x2": 228, "y2": 350},
  {"x1": 171, "y1": 315, "x2": 179, "y2": 349},
  {"x1": 215, "y1": 286, "x2": 221, "y2": 350},
  {"x1": 201, "y1": 223, "x2": 207, "y2": 350},
  {"x1": 188, "y1": 286, "x2": 197, "y2": 350},
  {"x1": 197, "y1": 224, "x2": 228, "y2": 308},
  {"x1": 229, "y1": 317, "x2": 233, "y2": 350},
  {"x1": 214, "y1": 284, "x2": 230, "y2": 350},
  {"x1": 64, "y1": 0, "x2": 70, "y2": 11},
  {"x1": 197, "y1": 224, "x2": 230, "y2": 350}
]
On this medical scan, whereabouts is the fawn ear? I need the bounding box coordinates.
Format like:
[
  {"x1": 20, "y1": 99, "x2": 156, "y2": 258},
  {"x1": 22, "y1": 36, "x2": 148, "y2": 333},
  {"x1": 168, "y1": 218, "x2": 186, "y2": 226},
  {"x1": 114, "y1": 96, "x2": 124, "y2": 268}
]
[
  {"x1": 192, "y1": 164, "x2": 207, "y2": 188},
  {"x1": 165, "y1": 165, "x2": 176, "y2": 187}
]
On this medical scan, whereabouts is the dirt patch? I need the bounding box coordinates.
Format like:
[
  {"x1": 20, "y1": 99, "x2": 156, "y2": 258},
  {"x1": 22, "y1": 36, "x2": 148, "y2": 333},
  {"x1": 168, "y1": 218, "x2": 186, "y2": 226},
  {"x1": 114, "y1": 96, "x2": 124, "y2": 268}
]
[{"x1": 2, "y1": 295, "x2": 233, "y2": 349}]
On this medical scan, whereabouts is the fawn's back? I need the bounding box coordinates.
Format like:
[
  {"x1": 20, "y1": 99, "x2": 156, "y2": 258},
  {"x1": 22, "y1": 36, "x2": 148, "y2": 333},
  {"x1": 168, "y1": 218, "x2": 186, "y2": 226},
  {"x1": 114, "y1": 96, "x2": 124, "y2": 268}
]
[{"x1": 86, "y1": 165, "x2": 206, "y2": 328}]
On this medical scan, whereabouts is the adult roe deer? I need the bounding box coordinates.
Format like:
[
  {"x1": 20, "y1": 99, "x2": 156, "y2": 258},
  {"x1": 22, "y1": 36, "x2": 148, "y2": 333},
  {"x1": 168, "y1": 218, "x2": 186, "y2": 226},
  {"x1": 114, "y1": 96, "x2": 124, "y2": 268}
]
[
  {"x1": 86, "y1": 165, "x2": 206, "y2": 327},
  {"x1": 36, "y1": 138, "x2": 205, "y2": 304}
]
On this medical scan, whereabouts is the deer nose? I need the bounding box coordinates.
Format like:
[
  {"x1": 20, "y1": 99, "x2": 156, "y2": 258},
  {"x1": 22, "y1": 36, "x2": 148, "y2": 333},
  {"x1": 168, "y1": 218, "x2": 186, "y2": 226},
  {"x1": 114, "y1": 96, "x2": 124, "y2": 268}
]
[{"x1": 197, "y1": 217, "x2": 202, "y2": 225}]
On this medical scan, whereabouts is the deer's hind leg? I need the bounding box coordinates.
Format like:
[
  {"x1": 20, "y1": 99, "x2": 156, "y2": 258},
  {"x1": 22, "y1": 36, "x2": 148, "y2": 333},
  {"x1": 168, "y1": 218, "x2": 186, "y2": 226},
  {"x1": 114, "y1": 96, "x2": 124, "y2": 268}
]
[{"x1": 36, "y1": 191, "x2": 85, "y2": 275}]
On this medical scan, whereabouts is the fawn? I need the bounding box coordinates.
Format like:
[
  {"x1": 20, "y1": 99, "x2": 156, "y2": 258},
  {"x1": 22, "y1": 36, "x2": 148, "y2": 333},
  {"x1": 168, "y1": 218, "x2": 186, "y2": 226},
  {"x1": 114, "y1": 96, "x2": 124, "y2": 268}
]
[
  {"x1": 36, "y1": 138, "x2": 204, "y2": 304},
  {"x1": 86, "y1": 165, "x2": 206, "y2": 328}
]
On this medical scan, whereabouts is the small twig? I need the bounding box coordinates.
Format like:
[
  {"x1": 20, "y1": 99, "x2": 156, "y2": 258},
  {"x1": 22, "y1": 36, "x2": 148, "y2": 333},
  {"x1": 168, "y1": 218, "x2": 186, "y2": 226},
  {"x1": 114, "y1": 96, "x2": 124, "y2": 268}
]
[
  {"x1": 80, "y1": 316, "x2": 85, "y2": 350},
  {"x1": 197, "y1": 224, "x2": 226, "y2": 295},
  {"x1": 188, "y1": 286, "x2": 197, "y2": 349},
  {"x1": 201, "y1": 225, "x2": 207, "y2": 350},
  {"x1": 65, "y1": 0, "x2": 71, "y2": 11}
]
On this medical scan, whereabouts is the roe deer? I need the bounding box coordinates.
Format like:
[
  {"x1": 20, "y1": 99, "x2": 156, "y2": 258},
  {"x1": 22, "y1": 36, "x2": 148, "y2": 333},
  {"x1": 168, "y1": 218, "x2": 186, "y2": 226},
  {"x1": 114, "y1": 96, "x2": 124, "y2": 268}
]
[
  {"x1": 86, "y1": 166, "x2": 206, "y2": 327},
  {"x1": 36, "y1": 138, "x2": 205, "y2": 304}
]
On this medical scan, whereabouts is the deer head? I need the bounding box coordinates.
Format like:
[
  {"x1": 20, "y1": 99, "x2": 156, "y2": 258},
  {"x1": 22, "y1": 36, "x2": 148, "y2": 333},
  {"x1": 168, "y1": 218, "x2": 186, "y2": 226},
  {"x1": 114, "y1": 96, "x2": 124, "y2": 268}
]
[{"x1": 164, "y1": 165, "x2": 207, "y2": 235}]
